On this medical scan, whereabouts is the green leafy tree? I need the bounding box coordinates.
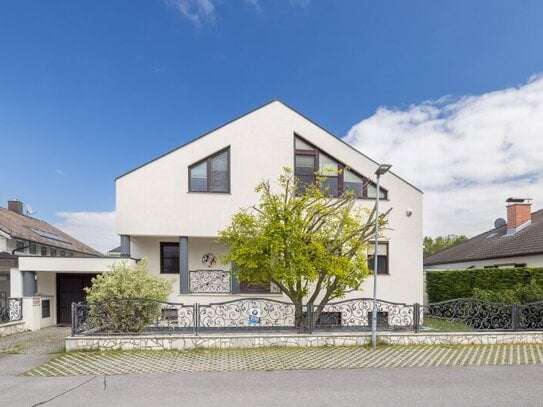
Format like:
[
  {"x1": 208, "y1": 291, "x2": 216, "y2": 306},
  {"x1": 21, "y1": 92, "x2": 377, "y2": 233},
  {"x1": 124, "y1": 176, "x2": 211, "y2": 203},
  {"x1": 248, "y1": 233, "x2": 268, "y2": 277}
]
[
  {"x1": 218, "y1": 168, "x2": 391, "y2": 331},
  {"x1": 84, "y1": 259, "x2": 172, "y2": 333},
  {"x1": 423, "y1": 234, "x2": 468, "y2": 258}
]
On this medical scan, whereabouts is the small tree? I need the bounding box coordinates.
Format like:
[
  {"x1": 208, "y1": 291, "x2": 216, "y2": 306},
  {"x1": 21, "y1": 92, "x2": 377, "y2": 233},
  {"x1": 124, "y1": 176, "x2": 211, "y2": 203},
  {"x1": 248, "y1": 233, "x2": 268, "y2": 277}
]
[
  {"x1": 84, "y1": 259, "x2": 172, "y2": 333},
  {"x1": 218, "y1": 168, "x2": 391, "y2": 331},
  {"x1": 423, "y1": 234, "x2": 468, "y2": 258}
]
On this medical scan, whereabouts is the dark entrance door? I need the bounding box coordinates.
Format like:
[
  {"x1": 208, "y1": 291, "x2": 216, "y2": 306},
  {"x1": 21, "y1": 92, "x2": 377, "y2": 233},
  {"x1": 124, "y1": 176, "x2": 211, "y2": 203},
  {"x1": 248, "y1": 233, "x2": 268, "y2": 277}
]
[{"x1": 56, "y1": 274, "x2": 97, "y2": 324}]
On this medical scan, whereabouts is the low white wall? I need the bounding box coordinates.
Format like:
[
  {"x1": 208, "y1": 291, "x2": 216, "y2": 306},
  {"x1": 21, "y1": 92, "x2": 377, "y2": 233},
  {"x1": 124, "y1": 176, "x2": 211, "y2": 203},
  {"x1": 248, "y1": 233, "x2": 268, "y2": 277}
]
[
  {"x1": 65, "y1": 331, "x2": 543, "y2": 352},
  {"x1": 22, "y1": 295, "x2": 56, "y2": 331}
]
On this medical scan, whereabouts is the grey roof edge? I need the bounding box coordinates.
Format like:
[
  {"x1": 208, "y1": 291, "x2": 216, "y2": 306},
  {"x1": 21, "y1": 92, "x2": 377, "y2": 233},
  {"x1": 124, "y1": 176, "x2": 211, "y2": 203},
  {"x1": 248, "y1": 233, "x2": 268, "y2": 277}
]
[
  {"x1": 424, "y1": 250, "x2": 543, "y2": 267},
  {"x1": 423, "y1": 208, "x2": 543, "y2": 266},
  {"x1": 115, "y1": 100, "x2": 424, "y2": 194}
]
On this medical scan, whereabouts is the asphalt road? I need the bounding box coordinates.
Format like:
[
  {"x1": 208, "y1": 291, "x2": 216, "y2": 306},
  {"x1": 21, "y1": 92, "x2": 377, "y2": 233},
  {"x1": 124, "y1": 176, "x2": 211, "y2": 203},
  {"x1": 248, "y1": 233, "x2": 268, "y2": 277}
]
[{"x1": 2, "y1": 364, "x2": 543, "y2": 406}]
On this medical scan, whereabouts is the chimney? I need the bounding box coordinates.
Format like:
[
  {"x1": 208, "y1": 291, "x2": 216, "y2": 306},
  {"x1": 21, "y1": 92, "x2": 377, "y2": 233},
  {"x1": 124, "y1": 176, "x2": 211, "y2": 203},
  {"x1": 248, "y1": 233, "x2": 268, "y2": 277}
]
[
  {"x1": 8, "y1": 200, "x2": 23, "y2": 215},
  {"x1": 506, "y1": 197, "x2": 532, "y2": 234}
]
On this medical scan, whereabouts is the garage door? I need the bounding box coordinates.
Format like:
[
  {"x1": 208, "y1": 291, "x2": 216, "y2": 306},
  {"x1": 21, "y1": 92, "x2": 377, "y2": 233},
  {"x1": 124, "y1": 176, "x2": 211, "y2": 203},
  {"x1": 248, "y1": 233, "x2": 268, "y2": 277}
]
[{"x1": 56, "y1": 274, "x2": 97, "y2": 324}]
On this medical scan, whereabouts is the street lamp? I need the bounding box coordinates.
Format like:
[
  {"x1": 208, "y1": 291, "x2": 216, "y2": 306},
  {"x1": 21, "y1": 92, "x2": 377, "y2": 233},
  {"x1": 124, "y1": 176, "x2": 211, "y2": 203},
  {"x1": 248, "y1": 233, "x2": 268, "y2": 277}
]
[{"x1": 371, "y1": 163, "x2": 391, "y2": 348}]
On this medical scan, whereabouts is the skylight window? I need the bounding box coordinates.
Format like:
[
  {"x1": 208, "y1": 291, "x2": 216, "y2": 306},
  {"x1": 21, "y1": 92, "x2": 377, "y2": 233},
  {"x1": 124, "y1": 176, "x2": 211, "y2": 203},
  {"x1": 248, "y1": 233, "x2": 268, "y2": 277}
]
[{"x1": 30, "y1": 227, "x2": 71, "y2": 244}]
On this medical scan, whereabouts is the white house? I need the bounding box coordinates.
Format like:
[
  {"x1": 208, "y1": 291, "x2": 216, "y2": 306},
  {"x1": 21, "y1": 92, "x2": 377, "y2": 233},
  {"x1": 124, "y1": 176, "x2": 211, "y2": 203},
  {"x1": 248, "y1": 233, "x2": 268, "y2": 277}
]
[
  {"x1": 424, "y1": 198, "x2": 543, "y2": 270},
  {"x1": 116, "y1": 100, "x2": 424, "y2": 305},
  {"x1": 1, "y1": 200, "x2": 133, "y2": 331}
]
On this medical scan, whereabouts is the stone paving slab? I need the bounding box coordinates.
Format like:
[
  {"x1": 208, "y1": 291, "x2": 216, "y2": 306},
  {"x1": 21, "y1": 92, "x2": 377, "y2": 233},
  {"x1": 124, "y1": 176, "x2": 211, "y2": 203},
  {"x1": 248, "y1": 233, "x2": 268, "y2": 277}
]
[{"x1": 24, "y1": 343, "x2": 543, "y2": 377}]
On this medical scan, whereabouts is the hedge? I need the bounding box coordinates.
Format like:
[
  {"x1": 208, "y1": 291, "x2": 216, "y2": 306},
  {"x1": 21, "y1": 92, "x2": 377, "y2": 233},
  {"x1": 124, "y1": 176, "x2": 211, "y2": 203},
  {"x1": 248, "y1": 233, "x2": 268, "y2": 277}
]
[{"x1": 426, "y1": 267, "x2": 543, "y2": 303}]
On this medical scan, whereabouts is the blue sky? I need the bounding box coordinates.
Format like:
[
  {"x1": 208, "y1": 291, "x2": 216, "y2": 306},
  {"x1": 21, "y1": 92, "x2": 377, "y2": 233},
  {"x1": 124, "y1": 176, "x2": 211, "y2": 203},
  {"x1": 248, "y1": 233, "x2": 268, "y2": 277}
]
[{"x1": 2, "y1": 1, "x2": 543, "y2": 252}]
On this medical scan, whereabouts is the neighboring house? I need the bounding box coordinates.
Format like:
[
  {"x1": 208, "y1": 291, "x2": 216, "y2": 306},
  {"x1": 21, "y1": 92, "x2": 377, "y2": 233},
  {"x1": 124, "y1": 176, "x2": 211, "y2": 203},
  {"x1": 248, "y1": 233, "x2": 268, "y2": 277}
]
[
  {"x1": 424, "y1": 198, "x2": 543, "y2": 270},
  {"x1": 116, "y1": 100, "x2": 423, "y2": 305},
  {"x1": 107, "y1": 246, "x2": 122, "y2": 257},
  {"x1": 2, "y1": 200, "x2": 133, "y2": 330}
]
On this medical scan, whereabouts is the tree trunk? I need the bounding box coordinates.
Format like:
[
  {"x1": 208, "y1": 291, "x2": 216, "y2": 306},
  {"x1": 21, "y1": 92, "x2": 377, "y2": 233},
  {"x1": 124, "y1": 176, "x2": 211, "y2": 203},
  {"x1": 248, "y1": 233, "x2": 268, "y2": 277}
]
[{"x1": 294, "y1": 301, "x2": 308, "y2": 333}]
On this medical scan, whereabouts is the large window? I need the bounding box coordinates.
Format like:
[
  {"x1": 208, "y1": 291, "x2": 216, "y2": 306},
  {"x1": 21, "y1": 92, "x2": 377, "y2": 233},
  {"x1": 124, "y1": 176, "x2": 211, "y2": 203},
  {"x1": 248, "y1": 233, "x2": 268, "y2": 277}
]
[
  {"x1": 294, "y1": 135, "x2": 387, "y2": 199},
  {"x1": 189, "y1": 148, "x2": 230, "y2": 193},
  {"x1": 367, "y1": 242, "x2": 389, "y2": 275},
  {"x1": 160, "y1": 242, "x2": 180, "y2": 274}
]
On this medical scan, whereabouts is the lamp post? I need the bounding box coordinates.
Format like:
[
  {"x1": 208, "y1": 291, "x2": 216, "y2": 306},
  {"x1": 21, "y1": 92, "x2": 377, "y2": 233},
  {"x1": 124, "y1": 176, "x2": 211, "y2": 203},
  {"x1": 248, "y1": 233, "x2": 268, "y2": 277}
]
[{"x1": 371, "y1": 163, "x2": 392, "y2": 349}]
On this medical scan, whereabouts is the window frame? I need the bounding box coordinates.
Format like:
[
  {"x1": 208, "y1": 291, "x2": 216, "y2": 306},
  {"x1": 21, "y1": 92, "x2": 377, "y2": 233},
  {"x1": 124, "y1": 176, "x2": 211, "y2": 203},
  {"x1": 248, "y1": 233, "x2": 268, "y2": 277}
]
[
  {"x1": 188, "y1": 147, "x2": 231, "y2": 193},
  {"x1": 367, "y1": 242, "x2": 390, "y2": 275},
  {"x1": 160, "y1": 242, "x2": 180, "y2": 274},
  {"x1": 293, "y1": 134, "x2": 388, "y2": 200}
]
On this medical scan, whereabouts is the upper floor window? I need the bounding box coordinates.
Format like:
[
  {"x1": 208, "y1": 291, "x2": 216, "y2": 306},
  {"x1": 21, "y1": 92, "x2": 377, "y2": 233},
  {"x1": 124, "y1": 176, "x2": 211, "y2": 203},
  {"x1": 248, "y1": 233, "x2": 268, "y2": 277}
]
[
  {"x1": 189, "y1": 148, "x2": 230, "y2": 193},
  {"x1": 294, "y1": 135, "x2": 387, "y2": 199}
]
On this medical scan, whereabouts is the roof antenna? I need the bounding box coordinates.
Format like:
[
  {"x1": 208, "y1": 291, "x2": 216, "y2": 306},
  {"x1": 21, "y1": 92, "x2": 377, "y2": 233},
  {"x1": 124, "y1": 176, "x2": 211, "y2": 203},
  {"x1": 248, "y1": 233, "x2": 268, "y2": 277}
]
[{"x1": 26, "y1": 204, "x2": 37, "y2": 216}]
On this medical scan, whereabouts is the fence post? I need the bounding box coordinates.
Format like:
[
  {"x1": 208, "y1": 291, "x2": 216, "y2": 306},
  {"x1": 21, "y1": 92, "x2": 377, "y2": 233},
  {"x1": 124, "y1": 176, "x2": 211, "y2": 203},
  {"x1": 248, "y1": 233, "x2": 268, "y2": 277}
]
[
  {"x1": 413, "y1": 303, "x2": 420, "y2": 333},
  {"x1": 511, "y1": 304, "x2": 518, "y2": 331},
  {"x1": 193, "y1": 303, "x2": 199, "y2": 336},
  {"x1": 71, "y1": 302, "x2": 76, "y2": 336}
]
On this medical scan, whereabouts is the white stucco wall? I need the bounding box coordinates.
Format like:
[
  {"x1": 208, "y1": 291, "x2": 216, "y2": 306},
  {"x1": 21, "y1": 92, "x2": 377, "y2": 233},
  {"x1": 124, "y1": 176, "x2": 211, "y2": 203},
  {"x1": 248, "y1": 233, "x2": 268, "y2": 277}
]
[
  {"x1": 424, "y1": 254, "x2": 543, "y2": 271},
  {"x1": 117, "y1": 101, "x2": 424, "y2": 304},
  {"x1": 17, "y1": 256, "x2": 135, "y2": 273}
]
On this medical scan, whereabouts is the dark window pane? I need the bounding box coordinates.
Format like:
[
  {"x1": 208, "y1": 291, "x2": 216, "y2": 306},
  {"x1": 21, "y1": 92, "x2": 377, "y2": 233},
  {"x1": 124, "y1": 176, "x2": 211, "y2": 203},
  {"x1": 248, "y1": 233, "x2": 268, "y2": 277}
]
[
  {"x1": 296, "y1": 175, "x2": 316, "y2": 192},
  {"x1": 161, "y1": 243, "x2": 180, "y2": 274},
  {"x1": 190, "y1": 162, "x2": 208, "y2": 192},
  {"x1": 321, "y1": 177, "x2": 339, "y2": 196},
  {"x1": 367, "y1": 255, "x2": 387, "y2": 274},
  {"x1": 190, "y1": 178, "x2": 207, "y2": 192},
  {"x1": 295, "y1": 155, "x2": 315, "y2": 176},
  {"x1": 210, "y1": 151, "x2": 229, "y2": 192},
  {"x1": 344, "y1": 182, "x2": 363, "y2": 197}
]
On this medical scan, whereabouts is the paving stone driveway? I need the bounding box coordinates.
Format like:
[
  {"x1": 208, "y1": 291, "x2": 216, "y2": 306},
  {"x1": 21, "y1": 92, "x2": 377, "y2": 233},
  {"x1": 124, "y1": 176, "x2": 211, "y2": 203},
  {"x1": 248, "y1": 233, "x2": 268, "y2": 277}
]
[
  {"x1": 0, "y1": 326, "x2": 70, "y2": 376},
  {"x1": 25, "y1": 343, "x2": 543, "y2": 377}
]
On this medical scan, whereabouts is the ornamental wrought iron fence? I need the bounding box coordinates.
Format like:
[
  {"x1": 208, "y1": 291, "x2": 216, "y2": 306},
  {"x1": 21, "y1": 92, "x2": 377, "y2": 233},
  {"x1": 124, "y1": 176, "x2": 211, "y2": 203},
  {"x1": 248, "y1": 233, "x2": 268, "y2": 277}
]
[
  {"x1": 311, "y1": 298, "x2": 416, "y2": 332},
  {"x1": 421, "y1": 298, "x2": 543, "y2": 331},
  {"x1": 0, "y1": 297, "x2": 23, "y2": 324},
  {"x1": 70, "y1": 297, "x2": 543, "y2": 336}
]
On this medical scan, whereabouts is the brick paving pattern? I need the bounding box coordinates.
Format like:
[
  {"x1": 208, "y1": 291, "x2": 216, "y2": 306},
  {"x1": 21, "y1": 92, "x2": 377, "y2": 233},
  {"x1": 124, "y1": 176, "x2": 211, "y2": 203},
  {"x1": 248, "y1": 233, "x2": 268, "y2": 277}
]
[{"x1": 24, "y1": 343, "x2": 543, "y2": 377}]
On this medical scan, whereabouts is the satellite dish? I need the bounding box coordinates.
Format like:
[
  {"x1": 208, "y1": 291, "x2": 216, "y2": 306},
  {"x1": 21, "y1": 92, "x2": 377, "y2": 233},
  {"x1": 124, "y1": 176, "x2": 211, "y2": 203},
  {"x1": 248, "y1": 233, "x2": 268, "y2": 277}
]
[
  {"x1": 494, "y1": 218, "x2": 506, "y2": 229},
  {"x1": 26, "y1": 204, "x2": 37, "y2": 216}
]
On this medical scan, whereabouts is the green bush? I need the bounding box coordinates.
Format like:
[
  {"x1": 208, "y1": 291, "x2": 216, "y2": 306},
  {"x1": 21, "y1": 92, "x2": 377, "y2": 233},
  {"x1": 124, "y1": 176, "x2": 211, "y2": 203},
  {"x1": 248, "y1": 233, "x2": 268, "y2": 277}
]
[
  {"x1": 473, "y1": 280, "x2": 543, "y2": 304},
  {"x1": 84, "y1": 259, "x2": 172, "y2": 333},
  {"x1": 426, "y1": 267, "x2": 543, "y2": 303}
]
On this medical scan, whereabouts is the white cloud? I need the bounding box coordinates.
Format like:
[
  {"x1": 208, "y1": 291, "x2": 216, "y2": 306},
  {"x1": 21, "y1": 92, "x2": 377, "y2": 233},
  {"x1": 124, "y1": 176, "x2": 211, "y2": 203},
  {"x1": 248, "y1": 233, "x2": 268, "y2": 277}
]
[
  {"x1": 289, "y1": 0, "x2": 311, "y2": 6},
  {"x1": 345, "y1": 74, "x2": 543, "y2": 238},
  {"x1": 166, "y1": 0, "x2": 311, "y2": 24},
  {"x1": 166, "y1": 0, "x2": 216, "y2": 25},
  {"x1": 54, "y1": 211, "x2": 117, "y2": 255}
]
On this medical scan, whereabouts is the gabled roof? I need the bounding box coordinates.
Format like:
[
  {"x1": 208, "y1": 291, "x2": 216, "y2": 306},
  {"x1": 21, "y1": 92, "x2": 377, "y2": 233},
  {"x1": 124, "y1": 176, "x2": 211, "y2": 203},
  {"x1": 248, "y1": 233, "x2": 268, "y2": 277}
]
[
  {"x1": 0, "y1": 207, "x2": 102, "y2": 257},
  {"x1": 115, "y1": 100, "x2": 422, "y2": 194},
  {"x1": 424, "y1": 209, "x2": 543, "y2": 266}
]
